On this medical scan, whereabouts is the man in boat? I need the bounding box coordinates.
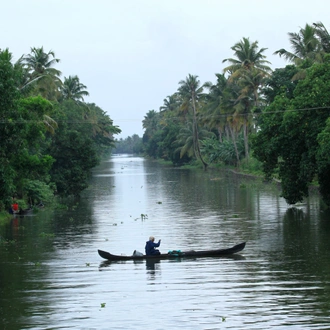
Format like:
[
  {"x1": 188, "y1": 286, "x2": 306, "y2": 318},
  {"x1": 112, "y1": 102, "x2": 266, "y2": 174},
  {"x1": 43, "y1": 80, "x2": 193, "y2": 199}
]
[{"x1": 145, "y1": 236, "x2": 161, "y2": 255}]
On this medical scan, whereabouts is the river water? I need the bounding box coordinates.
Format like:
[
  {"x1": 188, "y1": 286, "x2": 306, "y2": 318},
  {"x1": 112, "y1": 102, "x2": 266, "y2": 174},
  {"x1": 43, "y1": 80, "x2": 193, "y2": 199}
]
[{"x1": 1, "y1": 155, "x2": 330, "y2": 329}]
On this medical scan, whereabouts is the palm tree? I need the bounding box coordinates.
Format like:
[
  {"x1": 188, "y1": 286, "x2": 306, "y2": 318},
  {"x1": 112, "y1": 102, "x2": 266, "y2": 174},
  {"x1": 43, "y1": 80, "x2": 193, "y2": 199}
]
[
  {"x1": 221, "y1": 81, "x2": 245, "y2": 165},
  {"x1": 313, "y1": 21, "x2": 330, "y2": 53},
  {"x1": 24, "y1": 47, "x2": 61, "y2": 76},
  {"x1": 60, "y1": 76, "x2": 90, "y2": 120},
  {"x1": 0, "y1": 49, "x2": 58, "y2": 135},
  {"x1": 274, "y1": 24, "x2": 321, "y2": 64},
  {"x1": 223, "y1": 37, "x2": 272, "y2": 79},
  {"x1": 41, "y1": 114, "x2": 58, "y2": 135},
  {"x1": 23, "y1": 47, "x2": 62, "y2": 100},
  {"x1": 201, "y1": 74, "x2": 244, "y2": 165},
  {"x1": 202, "y1": 73, "x2": 228, "y2": 142},
  {"x1": 238, "y1": 68, "x2": 266, "y2": 108},
  {"x1": 174, "y1": 124, "x2": 195, "y2": 159},
  {"x1": 174, "y1": 121, "x2": 214, "y2": 160},
  {"x1": 85, "y1": 103, "x2": 121, "y2": 141},
  {"x1": 142, "y1": 110, "x2": 159, "y2": 138},
  {"x1": 0, "y1": 49, "x2": 37, "y2": 95},
  {"x1": 159, "y1": 94, "x2": 179, "y2": 113},
  {"x1": 178, "y1": 74, "x2": 208, "y2": 170},
  {"x1": 60, "y1": 75, "x2": 89, "y2": 103},
  {"x1": 15, "y1": 58, "x2": 41, "y2": 95},
  {"x1": 222, "y1": 38, "x2": 271, "y2": 161}
]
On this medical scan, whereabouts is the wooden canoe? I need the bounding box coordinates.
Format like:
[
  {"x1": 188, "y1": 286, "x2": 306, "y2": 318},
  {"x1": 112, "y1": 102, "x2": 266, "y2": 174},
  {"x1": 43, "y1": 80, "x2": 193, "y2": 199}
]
[{"x1": 98, "y1": 242, "x2": 246, "y2": 261}]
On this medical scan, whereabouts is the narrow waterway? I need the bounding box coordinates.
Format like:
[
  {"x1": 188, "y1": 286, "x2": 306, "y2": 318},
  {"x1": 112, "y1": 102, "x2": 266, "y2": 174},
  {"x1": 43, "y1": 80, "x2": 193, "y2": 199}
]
[{"x1": 1, "y1": 155, "x2": 330, "y2": 329}]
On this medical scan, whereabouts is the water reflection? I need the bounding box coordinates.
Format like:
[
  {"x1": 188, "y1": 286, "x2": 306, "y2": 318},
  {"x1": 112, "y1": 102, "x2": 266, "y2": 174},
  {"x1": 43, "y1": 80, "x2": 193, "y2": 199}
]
[
  {"x1": 146, "y1": 259, "x2": 161, "y2": 281},
  {"x1": 284, "y1": 206, "x2": 308, "y2": 221},
  {"x1": 1, "y1": 155, "x2": 330, "y2": 329}
]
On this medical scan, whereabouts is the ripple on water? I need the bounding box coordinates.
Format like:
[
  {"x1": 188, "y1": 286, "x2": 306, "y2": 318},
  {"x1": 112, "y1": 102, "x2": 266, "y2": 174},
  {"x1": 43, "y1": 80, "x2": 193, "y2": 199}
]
[{"x1": 2, "y1": 155, "x2": 330, "y2": 329}]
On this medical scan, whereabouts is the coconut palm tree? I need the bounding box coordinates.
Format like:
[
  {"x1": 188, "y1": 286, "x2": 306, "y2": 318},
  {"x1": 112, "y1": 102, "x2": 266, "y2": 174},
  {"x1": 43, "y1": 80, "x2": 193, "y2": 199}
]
[
  {"x1": 178, "y1": 74, "x2": 208, "y2": 170},
  {"x1": 159, "y1": 94, "x2": 179, "y2": 113},
  {"x1": 0, "y1": 49, "x2": 37, "y2": 95},
  {"x1": 274, "y1": 23, "x2": 321, "y2": 64},
  {"x1": 222, "y1": 81, "x2": 246, "y2": 165},
  {"x1": 313, "y1": 21, "x2": 330, "y2": 54},
  {"x1": 223, "y1": 37, "x2": 272, "y2": 78},
  {"x1": 24, "y1": 47, "x2": 61, "y2": 76},
  {"x1": 202, "y1": 73, "x2": 228, "y2": 142},
  {"x1": 60, "y1": 76, "x2": 90, "y2": 120},
  {"x1": 238, "y1": 68, "x2": 266, "y2": 108},
  {"x1": 142, "y1": 110, "x2": 160, "y2": 138},
  {"x1": 201, "y1": 73, "x2": 244, "y2": 165},
  {"x1": 85, "y1": 103, "x2": 121, "y2": 141},
  {"x1": 60, "y1": 75, "x2": 89, "y2": 103},
  {"x1": 0, "y1": 49, "x2": 58, "y2": 135},
  {"x1": 174, "y1": 121, "x2": 214, "y2": 160},
  {"x1": 222, "y1": 38, "x2": 271, "y2": 161},
  {"x1": 23, "y1": 47, "x2": 62, "y2": 100}
]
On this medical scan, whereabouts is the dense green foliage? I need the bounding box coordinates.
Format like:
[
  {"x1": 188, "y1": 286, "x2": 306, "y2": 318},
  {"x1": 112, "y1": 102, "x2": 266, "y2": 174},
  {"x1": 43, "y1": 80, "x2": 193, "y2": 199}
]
[
  {"x1": 0, "y1": 47, "x2": 121, "y2": 211},
  {"x1": 253, "y1": 57, "x2": 330, "y2": 204},
  {"x1": 139, "y1": 22, "x2": 330, "y2": 206},
  {"x1": 0, "y1": 50, "x2": 22, "y2": 209},
  {"x1": 114, "y1": 134, "x2": 143, "y2": 154},
  {"x1": 3, "y1": 21, "x2": 330, "y2": 208}
]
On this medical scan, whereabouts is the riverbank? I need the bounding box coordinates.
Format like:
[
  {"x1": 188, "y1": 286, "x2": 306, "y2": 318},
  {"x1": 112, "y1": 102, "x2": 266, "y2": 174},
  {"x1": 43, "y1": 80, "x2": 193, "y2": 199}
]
[
  {"x1": 156, "y1": 157, "x2": 264, "y2": 178},
  {"x1": 0, "y1": 211, "x2": 12, "y2": 226},
  {"x1": 155, "y1": 157, "x2": 322, "y2": 200}
]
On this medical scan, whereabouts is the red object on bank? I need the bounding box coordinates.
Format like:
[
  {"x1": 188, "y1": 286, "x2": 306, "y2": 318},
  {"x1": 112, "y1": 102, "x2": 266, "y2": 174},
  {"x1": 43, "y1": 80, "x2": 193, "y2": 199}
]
[{"x1": 12, "y1": 203, "x2": 19, "y2": 212}]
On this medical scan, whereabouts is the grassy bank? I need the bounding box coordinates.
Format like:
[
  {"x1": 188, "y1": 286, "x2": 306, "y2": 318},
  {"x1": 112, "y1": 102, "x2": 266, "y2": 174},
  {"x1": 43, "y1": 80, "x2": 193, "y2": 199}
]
[{"x1": 0, "y1": 211, "x2": 12, "y2": 226}]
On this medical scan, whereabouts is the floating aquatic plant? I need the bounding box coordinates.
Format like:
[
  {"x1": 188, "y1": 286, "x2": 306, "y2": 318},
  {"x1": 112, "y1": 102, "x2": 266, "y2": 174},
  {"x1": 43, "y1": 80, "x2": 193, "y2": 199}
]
[{"x1": 141, "y1": 214, "x2": 148, "y2": 220}]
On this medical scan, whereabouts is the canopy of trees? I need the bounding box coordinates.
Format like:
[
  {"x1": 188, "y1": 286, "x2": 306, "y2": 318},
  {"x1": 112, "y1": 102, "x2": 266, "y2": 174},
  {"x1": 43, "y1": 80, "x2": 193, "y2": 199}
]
[
  {"x1": 139, "y1": 22, "x2": 330, "y2": 206},
  {"x1": 0, "y1": 47, "x2": 121, "y2": 211}
]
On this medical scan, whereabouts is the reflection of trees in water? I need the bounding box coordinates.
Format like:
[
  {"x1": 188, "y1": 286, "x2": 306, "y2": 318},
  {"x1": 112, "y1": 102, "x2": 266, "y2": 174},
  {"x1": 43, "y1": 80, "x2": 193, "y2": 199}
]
[
  {"x1": 283, "y1": 206, "x2": 314, "y2": 248},
  {"x1": 284, "y1": 207, "x2": 307, "y2": 222},
  {"x1": 267, "y1": 205, "x2": 330, "y2": 319},
  {"x1": 282, "y1": 205, "x2": 330, "y2": 275}
]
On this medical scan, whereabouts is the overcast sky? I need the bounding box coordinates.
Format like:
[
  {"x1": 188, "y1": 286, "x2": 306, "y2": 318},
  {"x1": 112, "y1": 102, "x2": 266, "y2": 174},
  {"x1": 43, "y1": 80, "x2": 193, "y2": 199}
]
[{"x1": 2, "y1": 0, "x2": 329, "y2": 138}]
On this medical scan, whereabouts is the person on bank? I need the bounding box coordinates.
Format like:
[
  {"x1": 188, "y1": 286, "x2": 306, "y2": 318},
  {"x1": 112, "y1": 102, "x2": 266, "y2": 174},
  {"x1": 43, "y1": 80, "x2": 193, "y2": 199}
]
[
  {"x1": 145, "y1": 236, "x2": 161, "y2": 255},
  {"x1": 11, "y1": 201, "x2": 19, "y2": 214}
]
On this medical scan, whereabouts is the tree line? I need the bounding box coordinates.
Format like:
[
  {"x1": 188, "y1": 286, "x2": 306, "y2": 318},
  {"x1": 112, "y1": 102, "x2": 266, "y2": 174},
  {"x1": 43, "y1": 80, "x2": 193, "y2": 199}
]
[
  {"x1": 136, "y1": 22, "x2": 330, "y2": 206},
  {"x1": 0, "y1": 47, "x2": 121, "y2": 212}
]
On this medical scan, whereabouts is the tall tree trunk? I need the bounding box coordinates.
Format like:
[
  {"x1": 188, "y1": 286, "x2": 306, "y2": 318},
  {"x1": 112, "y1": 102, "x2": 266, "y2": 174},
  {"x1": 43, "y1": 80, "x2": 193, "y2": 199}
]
[
  {"x1": 229, "y1": 125, "x2": 240, "y2": 167},
  {"x1": 243, "y1": 116, "x2": 249, "y2": 161},
  {"x1": 191, "y1": 94, "x2": 208, "y2": 170},
  {"x1": 225, "y1": 125, "x2": 230, "y2": 139},
  {"x1": 217, "y1": 127, "x2": 223, "y2": 143}
]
